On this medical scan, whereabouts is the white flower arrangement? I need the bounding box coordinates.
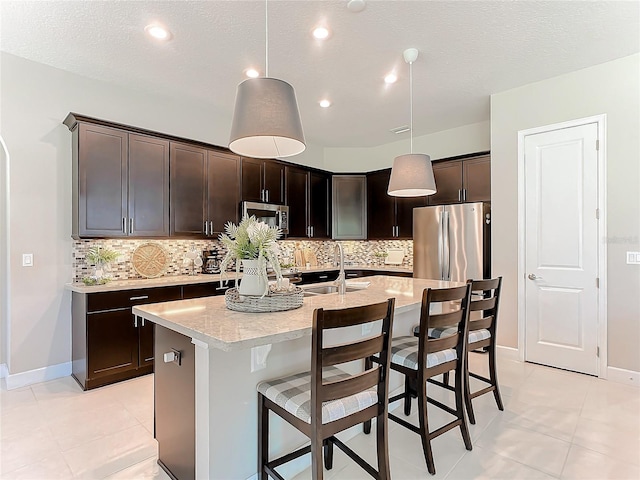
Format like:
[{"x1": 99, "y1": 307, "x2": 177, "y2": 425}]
[{"x1": 219, "y1": 216, "x2": 283, "y2": 295}]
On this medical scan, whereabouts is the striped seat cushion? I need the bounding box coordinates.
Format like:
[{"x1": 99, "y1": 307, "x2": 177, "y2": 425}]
[
  {"x1": 257, "y1": 365, "x2": 378, "y2": 425},
  {"x1": 390, "y1": 336, "x2": 457, "y2": 370},
  {"x1": 413, "y1": 325, "x2": 492, "y2": 344}
]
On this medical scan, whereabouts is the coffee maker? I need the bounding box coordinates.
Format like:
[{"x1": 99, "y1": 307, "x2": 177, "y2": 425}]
[{"x1": 202, "y1": 249, "x2": 220, "y2": 274}]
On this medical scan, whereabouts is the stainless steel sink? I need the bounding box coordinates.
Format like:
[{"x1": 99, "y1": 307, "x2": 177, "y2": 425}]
[{"x1": 302, "y1": 285, "x2": 362, "y2": 296}]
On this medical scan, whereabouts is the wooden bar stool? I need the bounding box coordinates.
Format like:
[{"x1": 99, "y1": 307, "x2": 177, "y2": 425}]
[
  {"x1": 257, "y1": 298, "x2": 395, "y2": 480},
  {"x1": 425, "y1": 277, "x2": 504, "y2": 424},
  {"x1": 367, "y1": 285, "x2": 472, "y2": 475}
]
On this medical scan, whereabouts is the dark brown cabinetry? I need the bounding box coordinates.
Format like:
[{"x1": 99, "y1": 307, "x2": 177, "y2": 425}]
[
  {"x1": 241, "y1": 157, "x2": 285, "y2": 204},
  {"x1": 72, "y1": 286, "x2": 182, "y2": 390},
  {"x1": 170, "y1": 144, "x2": 241, "y2": 237},
  {"x1": 429, "y1": 154, "x2": 491, "y2": 205},
  {"x1": 69, "y1": 119, "x2": 170, "y2": 239},
  {"x1": 155, "y1": 325, "x2": 196, "y2": 480},
  {"x1": 367, "y1": 169, "x2": 426, "y2": 239},
  {"x1": 285, "y1": 167, "x2": 331, "y2": 239}
]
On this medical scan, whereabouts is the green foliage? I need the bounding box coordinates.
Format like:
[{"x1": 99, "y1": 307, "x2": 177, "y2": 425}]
[
  {"x1": 219, "y1": 216, "x2": 284, "y2": 293},
  {"x1": 86, "y1": 246, "x2": 119, "y2": 265}
]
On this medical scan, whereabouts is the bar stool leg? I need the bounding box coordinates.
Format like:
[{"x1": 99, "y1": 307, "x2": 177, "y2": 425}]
[
  {"x1": 403, "y1": 376, "x2": 413, "y2": 416},
  {"x1": 323, "y1": 439, "x2": 334, "y2": 470},
  {"x1": 417, "y1": 374, "x2": 436, "y2": 475},
  {"x1": 376, "y1": 411, "x2": 391, "y2": 479},
  {"x1": 489, "y1": 343, "x2": 504, "y2": 411},
  {"x1": 455, "y1": 365, "x2": 473, "y2": 450},
  {"x1": 258, "y1": 394, "x2": 269, "y2": 480},
  {"x1": 464, "y1": 353, "x2": 476, "y2": 425}
]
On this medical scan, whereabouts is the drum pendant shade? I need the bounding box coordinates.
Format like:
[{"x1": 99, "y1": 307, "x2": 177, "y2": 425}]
[
  {"x1": 388, "y1": 153, "x2": 436, "y2": 197},
  {"x1": 229, "y1": 77, "x2": 305, "y2": 159}
]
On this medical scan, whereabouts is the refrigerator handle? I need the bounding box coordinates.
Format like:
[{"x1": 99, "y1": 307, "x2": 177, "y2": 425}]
[
  {"x1": 438, "y1": 211, "x2": 444, "y2": 279},
  {"x1": 443, "y1": 211, "x2": 451, "y2": 280}
]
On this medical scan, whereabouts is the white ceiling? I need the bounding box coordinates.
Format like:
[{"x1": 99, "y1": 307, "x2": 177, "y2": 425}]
[{"x1": 1, "y1": 1, "x2": 638, "y2": 149}]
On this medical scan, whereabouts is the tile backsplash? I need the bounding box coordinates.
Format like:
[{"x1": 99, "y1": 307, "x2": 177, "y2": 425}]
[{"x1": 72, "y1": 238, "x2": 413, "y2": 281}]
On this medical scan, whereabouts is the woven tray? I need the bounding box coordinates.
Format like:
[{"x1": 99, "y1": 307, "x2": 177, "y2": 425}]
[{"x1": 225, "y1": 287, "x2": 304, "y2": 313}]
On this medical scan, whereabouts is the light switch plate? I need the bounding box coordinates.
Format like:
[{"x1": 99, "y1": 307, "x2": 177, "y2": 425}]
[
  {"x1": 22, "y1": 254, "x2": 33, "y2": 267},
  {"x1": 627, "y1": 252, "x2": 640, "y2": 265}
]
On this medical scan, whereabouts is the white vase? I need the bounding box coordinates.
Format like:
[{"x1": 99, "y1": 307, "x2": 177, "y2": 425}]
[{"x1": 238, "y1": 259, "x2": 267, "y2": 296}]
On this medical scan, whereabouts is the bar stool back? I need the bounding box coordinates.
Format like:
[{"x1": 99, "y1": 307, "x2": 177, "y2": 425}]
[{"x1": 257, "y1": 298, "x2": 395, "y2": 480}]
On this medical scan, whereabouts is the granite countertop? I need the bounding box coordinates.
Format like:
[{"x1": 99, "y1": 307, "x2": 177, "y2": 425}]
[
  {"x1": 65, "y1": 264, "x2": 413, "y2": 293},
  {"x1": 132, "y1": 275, "x2": 459, "y2": 353}
]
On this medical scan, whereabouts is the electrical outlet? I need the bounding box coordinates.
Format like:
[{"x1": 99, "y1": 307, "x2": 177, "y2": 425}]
[{"x1": 22, "y1": 254, "x2": 33, "y2": 267}]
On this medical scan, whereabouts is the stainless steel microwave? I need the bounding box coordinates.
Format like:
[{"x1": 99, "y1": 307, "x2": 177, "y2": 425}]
[{"x1": 241, "y1": 202, "x2": 289, "y2": 235}]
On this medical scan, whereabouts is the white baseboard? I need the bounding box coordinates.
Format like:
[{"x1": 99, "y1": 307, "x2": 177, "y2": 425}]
[
  {"x1": 5, "y1": 361, "x2": 72, "y2": 390},
  {"x1": 244, "y1": 384, "x2": 407, "y2": 480},
  {"x1": 0, "y1": 363, "x2": 7, "y2": 379},
  {"x1": 607, "y1": 366, "x2": 640, "y2": 387},
  {"x1": 496, "y1": 345, "x2": 519, "y2": 361}
]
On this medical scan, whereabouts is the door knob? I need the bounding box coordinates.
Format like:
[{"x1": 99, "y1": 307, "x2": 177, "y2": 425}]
[{"x1": 528, "y1": 273, "x2": 540, "y2": 280}]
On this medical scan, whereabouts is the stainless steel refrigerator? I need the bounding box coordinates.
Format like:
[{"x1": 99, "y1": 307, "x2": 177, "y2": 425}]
[{"x1": 413, "y1": 203, "x2": 490, "y2": 281}]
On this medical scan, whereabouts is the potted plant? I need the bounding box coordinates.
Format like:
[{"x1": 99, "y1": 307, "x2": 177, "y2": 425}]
[
  {"x1": 83, "y1": 246, "x2": 119, "y2": 285},
  {"x1": 219, "y1": 216, "x2": 283, "y2": 296}
]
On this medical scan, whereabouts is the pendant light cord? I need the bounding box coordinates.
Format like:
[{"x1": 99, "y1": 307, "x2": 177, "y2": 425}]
[
  {"x1": 409, "y1": 60, "x2": 413, "y2": 154},
  {"x1": 265, "y1": 0, "x2": 269, "y2": 77}
]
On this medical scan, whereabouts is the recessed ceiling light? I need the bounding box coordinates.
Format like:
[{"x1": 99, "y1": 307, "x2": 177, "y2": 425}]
[
  {"x1": 245, "y1": 68, "x2": 260, "y2": 78},
  {"x1": 384, "y1": 73, "x2": 398, "y2": 84},
  {"x1": 347, "y1": 0, "x2": 366, "y2": 13},
  {"x1": 312, "y1": 26, "x2": 330, "y2": 40},
  {"x1": 319, "y1": 99, "x2": 332, "y2": 108},
  {"x1": 145, "y1": 24, "x2": 172, "y2": 41},
  {"x1": 390, "y1": 125, "x2": 410, "y2": 134}
]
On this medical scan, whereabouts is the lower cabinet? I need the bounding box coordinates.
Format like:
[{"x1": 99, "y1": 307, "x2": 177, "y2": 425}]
[
  {"x1": 72, "y1": 281, "x2": 232, "y2": 390},
  {"x1": 155, "y1": 325, "x2": 196, "y2": 480}
]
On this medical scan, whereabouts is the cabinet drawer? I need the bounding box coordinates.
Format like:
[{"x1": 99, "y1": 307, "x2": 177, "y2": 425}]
[
  {"x1": 299, "y1": 271, "x2": 339, "y2": 285},
  {"x1": 87, "y1": 286, "x2": 182, "y2": 312},
  {"x1": 182, "y1": 280, "x2": 236, "y2": 299}
]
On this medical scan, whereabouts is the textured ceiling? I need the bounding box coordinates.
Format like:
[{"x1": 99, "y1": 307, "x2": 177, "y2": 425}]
[{"x1": 1, "y1": 1, "x2": 638, "y2": 148}]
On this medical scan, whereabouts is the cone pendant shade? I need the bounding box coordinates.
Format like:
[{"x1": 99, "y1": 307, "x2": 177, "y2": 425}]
[
  {"x1": 387, "y1": 153, "x2": 436, "y2": 197},
  {"x1": 229, "y1": 77, "x2": 305, "y2": 159}
]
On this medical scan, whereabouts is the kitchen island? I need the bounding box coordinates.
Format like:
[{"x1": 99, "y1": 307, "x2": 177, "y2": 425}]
[{"x1": 133, "y1": 275, "x2": 462, "y2": 480}]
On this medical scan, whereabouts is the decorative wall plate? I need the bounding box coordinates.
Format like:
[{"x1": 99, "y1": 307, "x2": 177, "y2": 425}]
[{"x1": 131, "y1": 243, "x2": 169, "y2": 278}]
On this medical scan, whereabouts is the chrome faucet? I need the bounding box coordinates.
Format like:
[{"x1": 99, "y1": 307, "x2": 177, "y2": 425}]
[{"x1": 334, "y1": 242, "x2": 346, "y2": 295}]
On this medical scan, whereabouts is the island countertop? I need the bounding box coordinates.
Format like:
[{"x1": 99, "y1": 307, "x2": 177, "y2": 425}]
[{"x1": 132, "y1": 275, "x2": 461, "y2": 352}]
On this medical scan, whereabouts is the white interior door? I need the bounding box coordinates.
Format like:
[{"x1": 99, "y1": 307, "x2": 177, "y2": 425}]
[{"x1": 524, "y1": 123, "x2": 599, "y2": 375}]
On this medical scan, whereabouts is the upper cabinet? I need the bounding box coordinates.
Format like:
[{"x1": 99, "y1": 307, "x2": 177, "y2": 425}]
[
  {"x1": 170, "y1": 144, "x2": 241, "y2": 238},
  {"x1": 241, "y1": 158, "x2": 285, "y2": 204},
  {"x1": 332, "y1": 175, "x2": 367, "y2": 240},
  {"x1": 367, "y1": 169, "x2": 426, "y2": 239},
  {"x1": 429, "y1": 154, "x2": 491, "y2": 205},
  {"x1": 285, "y1": 166, "x2": 331, "y2": 239},
  {"x1": 69, "y1": 119, "x2": 169, "y2": 239}
]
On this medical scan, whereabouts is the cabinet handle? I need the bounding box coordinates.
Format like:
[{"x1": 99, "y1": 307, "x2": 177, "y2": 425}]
[
  {"x1": 129, "y1": 217, "x2": 133, "y2": 234},
  {"x1": 347, "y1": 273, "x2": 358, "y2": 277},
  {"x1": 310, "y1": 226, "x2": 314, "y2": 238},
  {"x1": 266, "y1": 189, "x2": 269, "y2": 202},
  {"x1": 130, "y1": 295, "x2": 149, "y2": 301},
  {"x1": 209, "y1": 221, "x2": 214, "y2": 236},
  {"x1": 318, "y1": 275, "x2": 328, "y2": 279},
  {"x1": 458, "y1": 189, "x2": 462, "y2": 202},
  {"x1": 204, "y1": 221, "x2": 209, "y2": 236},
  {"x1": 463, "y1": 188, "x2": 467, "y2": 202},
  {"x1": 122, "y1": 217, "x2": 127, "y2": 234}
]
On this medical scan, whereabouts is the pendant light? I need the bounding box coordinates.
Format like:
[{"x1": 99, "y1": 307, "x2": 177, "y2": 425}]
[
  {"x1": 229, "y1": 0, "x2": 305, "y2": 159},
  {"x1": 387, "y1": 48, "x2": 436, "y2": 197}
]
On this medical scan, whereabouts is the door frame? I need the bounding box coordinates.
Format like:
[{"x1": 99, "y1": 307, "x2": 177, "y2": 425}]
[{"x1": 516, "y1": 114, "x2": 608, "y2": 378}]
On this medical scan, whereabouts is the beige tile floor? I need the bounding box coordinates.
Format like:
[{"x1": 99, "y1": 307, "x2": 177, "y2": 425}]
[{"x1": 1, "y1": 353, "x2": 638, "y2": 479}]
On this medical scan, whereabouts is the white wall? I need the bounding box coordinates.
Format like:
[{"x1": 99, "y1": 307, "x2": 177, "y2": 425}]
[
  {"x1": 0, "y1": 52, "x2": 324, "y2": 376},
  {"x1": 324, "y1": 121, "x2": 490, "y2": 172},
  {"x1": 0, "y1": 135, "x2": 8, "y2": 369},
  {"x1": 491, "y1": 54, "x2": 640, "y2": 372}
]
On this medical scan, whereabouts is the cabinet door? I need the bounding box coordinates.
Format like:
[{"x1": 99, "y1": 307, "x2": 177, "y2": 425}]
[
  {"x1": 429, "y1": 160, "x2": 463, "y2": 205},
  {"x1": 463, "y1": 155, "x2": 491, "y2": 203},
  {"x1": 170, "y1": 143, "x2": 207, "y2": 236},
  {"x1": 396, "y1": 196, "x2": 427, "y2": 239},
  {"x1": 285, "y1": 167, "x2": 309, "y2": 238},
  {"x1": 332, "y1": 175, "x2": 367, "y2": 240},
  {"x1": 87, "y1": 309, "x2": 138, "y2": 380},
  {"x1": 241, "y1": 157, "x2": 264, "y2": 203},
  {"x1": 309, "y1": 171, "x2": 331, "y2": 239},
  {"x1": 77, "y1": 123, "x2": 128, "y2": 237},
  {"x1": 264, "y1": 161, "x2": 285, "y2": 204},
  {"x1": 128, "y1": 135, "x2": 170, "y2": 236},
  {"x1": 207, "y1": 151, "x2": 240, "y2": 234},
  {"x1": 367, "y1": 170, "x2": 395, "y2": 239},
  {"x1": 139, "y1": 321, "x2": 155, "y2": 368}
]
